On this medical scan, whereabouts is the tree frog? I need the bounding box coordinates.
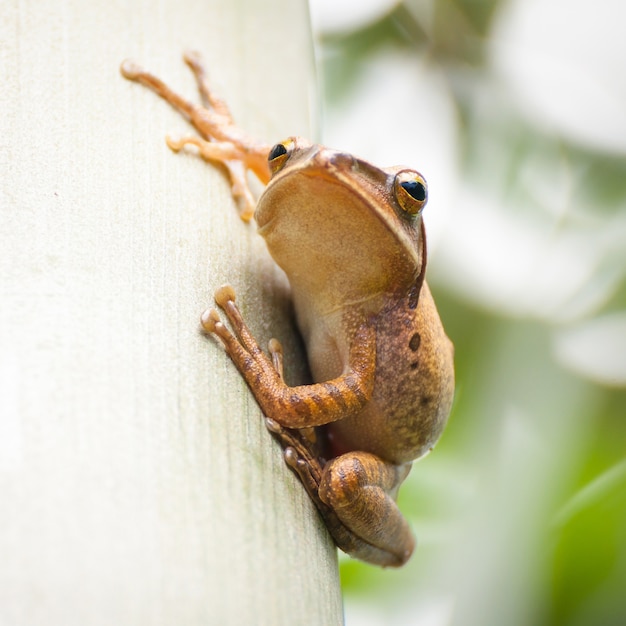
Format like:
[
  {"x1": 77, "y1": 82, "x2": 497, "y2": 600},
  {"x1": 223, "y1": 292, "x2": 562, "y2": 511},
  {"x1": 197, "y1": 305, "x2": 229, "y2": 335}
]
[{"x1": 121, "y1": 53, "x2": 455, "y2": 567}]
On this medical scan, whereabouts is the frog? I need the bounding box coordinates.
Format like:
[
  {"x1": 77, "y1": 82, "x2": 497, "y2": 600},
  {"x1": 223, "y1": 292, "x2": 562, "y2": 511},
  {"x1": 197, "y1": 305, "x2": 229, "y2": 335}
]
[{"x1": 120, "y1": 52, "x2": 455, "y2": 568}]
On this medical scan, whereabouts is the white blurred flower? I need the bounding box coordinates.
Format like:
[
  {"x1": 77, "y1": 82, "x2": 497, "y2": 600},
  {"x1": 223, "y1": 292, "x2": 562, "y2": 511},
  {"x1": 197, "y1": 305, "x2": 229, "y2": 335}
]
[
  {"x1": 309, "y1": 0, "x2": 400, "y2": 35},
  {"x1": 490, "y1": 0, "x2": 626, "y2": 154},
  {"x1": 433, "y1": 188, "x2": 626, "y2": 322},
  {"x1": 553, "y1": 313, "x2": 626, "y2": 386}
]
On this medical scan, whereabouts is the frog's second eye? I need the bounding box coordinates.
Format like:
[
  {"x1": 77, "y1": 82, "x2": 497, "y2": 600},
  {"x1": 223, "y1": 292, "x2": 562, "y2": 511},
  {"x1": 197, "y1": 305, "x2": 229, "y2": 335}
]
[
  {"x1": 394, "y1": 170, "x2": 428, "y2": 217},
  {"x1": 268, "y1": 139, "x2": 294, "y2": 175}
]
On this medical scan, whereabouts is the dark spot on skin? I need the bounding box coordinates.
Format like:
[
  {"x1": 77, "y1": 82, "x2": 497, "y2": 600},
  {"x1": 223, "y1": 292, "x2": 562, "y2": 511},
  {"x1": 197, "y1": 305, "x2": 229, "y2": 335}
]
[
  {"x1": 409, "y1": 332, "x2": 421, "y2": 351},
  {"x1": 420, "y1": 395, "x2": 432, "y2": 407},
  {"x1": 410, "y1": 361, "x2": 419, "y2": 370},
  {"x1": 289, "y1": 393, "x2": 308, "y2": 416},
  {"x1": 322, "y1": 382, "x2": 349, "y2": 410}
]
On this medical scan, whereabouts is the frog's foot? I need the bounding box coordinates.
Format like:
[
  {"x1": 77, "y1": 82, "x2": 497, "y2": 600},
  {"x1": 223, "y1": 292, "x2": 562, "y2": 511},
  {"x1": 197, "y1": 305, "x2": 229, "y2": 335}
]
[
  {"x1": 167, "y1": 135, "x2": 256, "y2": 221},
  {"x1": 200, "y1": 284, "x2": 272, "y2": 371},
  {"x1": 263, "y1": 417, "x2": 362, "y2": 555},
  {"x1": 120, "y1": 53, "x2": 272, "y2": 219},
  {"x1": 201, "y1": 285, "x2": 376, "y2": 430},
  {"x1": 264, "y1": 418, "x2": 323, "y2": 492}
]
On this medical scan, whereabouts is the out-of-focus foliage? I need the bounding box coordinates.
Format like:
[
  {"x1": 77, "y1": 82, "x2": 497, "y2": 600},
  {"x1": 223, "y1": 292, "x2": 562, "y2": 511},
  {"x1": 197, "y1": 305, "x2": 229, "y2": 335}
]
[{"x1": 308, "y1": 0, "x2": 626, "y2": 624}]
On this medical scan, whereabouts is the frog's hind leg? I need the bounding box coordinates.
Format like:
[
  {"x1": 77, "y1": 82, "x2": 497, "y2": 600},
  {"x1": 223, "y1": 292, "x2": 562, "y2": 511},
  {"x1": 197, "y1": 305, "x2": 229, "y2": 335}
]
[
  {"x1": 263, "y1": 416, "x2": 366, "y2": 560},
  {"x1": 268, "y1": 416, "x2": 414, "y2": 567},
  {"x1": 263, "y1": 339, "x2": 412, "y2": 567},
  {"x1": 319, "y1": 452, "x2": 415, "y2": 567}
]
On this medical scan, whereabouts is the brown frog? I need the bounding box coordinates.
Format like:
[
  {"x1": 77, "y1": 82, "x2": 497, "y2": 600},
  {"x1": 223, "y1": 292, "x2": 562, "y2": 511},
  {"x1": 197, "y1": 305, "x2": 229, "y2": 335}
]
[{"x1": 121, "y1": 53, "x2": 455, "y2": 567}]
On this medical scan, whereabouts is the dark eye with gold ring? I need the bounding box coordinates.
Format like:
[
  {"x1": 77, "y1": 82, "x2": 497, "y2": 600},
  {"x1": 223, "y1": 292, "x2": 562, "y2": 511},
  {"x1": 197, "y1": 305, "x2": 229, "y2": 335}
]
[
  {"x1": 393, "y1": 170, "x2": 428, "y2": 217},
  {"x1": 268, "y1": 139, "x2": 294, "y2": 175}
]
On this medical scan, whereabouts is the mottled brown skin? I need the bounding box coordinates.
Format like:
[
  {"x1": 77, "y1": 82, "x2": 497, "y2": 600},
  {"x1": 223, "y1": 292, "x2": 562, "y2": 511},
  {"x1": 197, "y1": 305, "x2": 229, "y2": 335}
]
[{"x1": 121, "y1": 53, "x2": 455, "y2": 567}]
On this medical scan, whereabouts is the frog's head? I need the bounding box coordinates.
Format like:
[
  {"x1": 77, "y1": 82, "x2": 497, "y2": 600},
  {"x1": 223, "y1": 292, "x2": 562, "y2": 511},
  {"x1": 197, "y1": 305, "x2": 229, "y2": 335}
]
[{"x1": 255, "y1": 137, "x2": 428, "y2": 311}]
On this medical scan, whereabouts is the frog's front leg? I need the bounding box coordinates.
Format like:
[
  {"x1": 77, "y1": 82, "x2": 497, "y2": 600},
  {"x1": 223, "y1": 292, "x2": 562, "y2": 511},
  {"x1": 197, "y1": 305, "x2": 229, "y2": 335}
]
[{"x1": 201, "y1": 285, "x2": 376, "y2": 428}]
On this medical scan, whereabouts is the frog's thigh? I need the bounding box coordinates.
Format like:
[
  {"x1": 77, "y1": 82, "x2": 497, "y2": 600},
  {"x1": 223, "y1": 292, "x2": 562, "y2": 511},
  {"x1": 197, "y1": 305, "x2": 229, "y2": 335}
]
[{"x1": 319, "y1": 451, "x2": 415, "y2": 567}]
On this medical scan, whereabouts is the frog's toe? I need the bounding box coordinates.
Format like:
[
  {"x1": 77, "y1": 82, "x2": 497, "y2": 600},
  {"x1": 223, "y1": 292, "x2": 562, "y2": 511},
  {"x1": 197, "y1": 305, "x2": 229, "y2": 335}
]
[
  {"x1": 284, "y1": 446, "x2": 299, "y2": 470},
  {"x1": 214, "y1": 284, "x2": 236, "y2": 307},
  {"x1": 119, "y1": 59, "x2": 143, "y2": 80},
  {"x1": 183, "y1": 49, "x2": 203, "y2": 66},
  {"x1": 265, "y1": 417, "x2": 281, "y2": 433},
  {"x1": 200, "y1": 308, "x2": 221, "y2": 333},
  {"x1": 165, "y1": 135, "x2": 184, "y2": 152}
]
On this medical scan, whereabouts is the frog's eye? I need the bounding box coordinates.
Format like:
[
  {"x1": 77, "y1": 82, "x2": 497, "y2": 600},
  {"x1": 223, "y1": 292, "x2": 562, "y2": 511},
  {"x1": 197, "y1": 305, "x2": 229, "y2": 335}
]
[
  {"x1": 268, "y1": 139, "x2": 294, "y2": 175},
  {"x1": 394, "y1": 170, "x2": 428, "y2": 217}
]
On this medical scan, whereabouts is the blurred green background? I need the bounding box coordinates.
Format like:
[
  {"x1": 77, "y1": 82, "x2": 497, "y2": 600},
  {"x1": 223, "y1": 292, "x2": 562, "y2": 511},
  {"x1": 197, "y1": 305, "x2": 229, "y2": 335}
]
[{"x1": 307, "y1": 0, "x2": 626, "y2": 624}]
